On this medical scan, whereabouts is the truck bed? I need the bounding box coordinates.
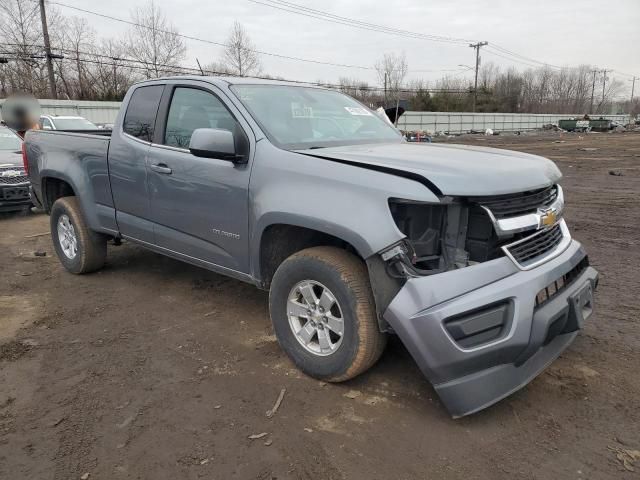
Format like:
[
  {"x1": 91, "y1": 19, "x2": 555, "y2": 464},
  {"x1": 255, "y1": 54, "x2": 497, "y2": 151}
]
[{"x1": 25, "y1": 129, "x2": 117, "y2": 234}]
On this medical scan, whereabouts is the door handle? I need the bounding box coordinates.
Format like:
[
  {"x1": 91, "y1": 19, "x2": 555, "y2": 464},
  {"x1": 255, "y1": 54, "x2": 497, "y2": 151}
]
[{"x1": 150, "y1": 163, "x2": 172, "y2": 174}]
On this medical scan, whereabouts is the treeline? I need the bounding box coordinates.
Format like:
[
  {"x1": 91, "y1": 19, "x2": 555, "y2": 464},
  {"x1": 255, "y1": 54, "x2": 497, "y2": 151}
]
[{"x1": 336, "y1": 64, "x2": 636, "y2": 116}]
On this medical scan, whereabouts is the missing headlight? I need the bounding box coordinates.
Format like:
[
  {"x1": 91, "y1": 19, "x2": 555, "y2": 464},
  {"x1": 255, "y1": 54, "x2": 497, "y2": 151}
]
[{"x1": 388, "y1": 199, "x2": 446, "y2": 272}]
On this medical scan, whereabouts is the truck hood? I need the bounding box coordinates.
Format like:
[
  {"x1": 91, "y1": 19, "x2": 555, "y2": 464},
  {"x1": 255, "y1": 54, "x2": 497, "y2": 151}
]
[
  {"x1": 297, "y1": 142, "x2": 562, "y2": 196},
  {"x1": 0, "y1": 149, "x2": 24, "y2": 168}
]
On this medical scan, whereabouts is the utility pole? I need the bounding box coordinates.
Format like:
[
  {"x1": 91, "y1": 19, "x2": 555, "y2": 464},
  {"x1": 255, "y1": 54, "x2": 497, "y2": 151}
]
[
  {"x1": 631, "y1": 76, "x2": 637, "y2": 125},
  {"x1": 601, "y1": 69, "x2": 609, "y2": 107},
  {"x1": 384, "y1": 72, "x2": 388, "y2": 106},
  {"x1": 39, "y1": 0, "x2": 57, "y2": 99},
  {"x1": 111, "y1": 57, "x2": 120, "y2": 99},
  {"x1": 589, "y1": 69, "x2": 598, "y2": 114},
  {"x1": 469, "y1": 41, "x2": 488, "y2": 112},
  {"x1": 196, "y1": 58, "x2": 205, "y2": 76}
]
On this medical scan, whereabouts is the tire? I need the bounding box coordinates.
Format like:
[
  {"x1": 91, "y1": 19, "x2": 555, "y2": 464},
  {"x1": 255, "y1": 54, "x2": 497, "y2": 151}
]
[
  {"x1": 50, "y1": 196, "x2": 107, "y2": 274},
  {"x1": 269, "y1": 246, "x2": 387, "y2": 382}
]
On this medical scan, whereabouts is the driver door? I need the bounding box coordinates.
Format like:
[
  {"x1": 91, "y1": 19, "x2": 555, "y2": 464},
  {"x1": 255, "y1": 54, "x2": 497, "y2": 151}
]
[{"x1": 146, "y1": 84, "x2": 253, "y2": 274}]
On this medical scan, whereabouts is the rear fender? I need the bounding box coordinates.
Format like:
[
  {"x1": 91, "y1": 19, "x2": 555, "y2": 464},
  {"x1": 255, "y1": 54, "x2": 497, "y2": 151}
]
[{"x1": 30, "y1": 133, "x2": 118, "y2": 235}]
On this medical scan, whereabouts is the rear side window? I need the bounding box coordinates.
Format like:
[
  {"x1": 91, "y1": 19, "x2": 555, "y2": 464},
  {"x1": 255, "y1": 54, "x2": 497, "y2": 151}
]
[{"x1": 123, "y1": 85, "x2": 164, "y2": 142}]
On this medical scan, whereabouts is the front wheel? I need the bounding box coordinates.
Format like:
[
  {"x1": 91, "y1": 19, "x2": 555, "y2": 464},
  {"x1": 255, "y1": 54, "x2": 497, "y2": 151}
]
[
  {"x1": 50, "y1": 197, "x2": 107, "y2": 274},
  {"x1": 269, "y1": 246, "x2": 387, "y2": 382}
]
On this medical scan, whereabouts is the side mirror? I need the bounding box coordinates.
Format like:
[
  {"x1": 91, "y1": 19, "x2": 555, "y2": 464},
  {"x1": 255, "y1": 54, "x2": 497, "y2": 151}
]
[{"x1": 189, "y1": 128, "x2": 242, "y2": 162}]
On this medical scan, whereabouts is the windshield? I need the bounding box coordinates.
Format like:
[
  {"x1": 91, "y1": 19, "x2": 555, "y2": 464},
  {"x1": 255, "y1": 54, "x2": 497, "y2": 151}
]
[
  {"x1": 230, "y1": 85, "x2": 402, "y2": 149},
  {"x1": 0, "y1": 128, "x2": 22, "y2": 150},
  {"x1": 52, "y1": 118, "x2": 97, "y2": 130}
]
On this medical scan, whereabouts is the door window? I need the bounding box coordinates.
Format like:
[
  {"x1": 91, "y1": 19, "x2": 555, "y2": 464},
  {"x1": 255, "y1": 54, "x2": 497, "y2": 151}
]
[
  {"x1": 123, "y1": 85, "x2": 164, "y2": 142},
  {"x1": 164, "y1": 88, "x2": 240, "y2": 149}
]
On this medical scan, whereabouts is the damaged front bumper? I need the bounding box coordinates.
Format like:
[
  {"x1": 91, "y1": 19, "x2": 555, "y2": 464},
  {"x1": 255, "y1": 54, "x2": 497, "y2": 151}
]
[{"x1": 383, "y1": 239, "x2": 598, "y2": 418}]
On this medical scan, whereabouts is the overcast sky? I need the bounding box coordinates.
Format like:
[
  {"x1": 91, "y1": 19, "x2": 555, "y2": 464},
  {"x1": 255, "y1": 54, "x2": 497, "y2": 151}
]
[{"x1": 57, "y1": 0, "x2": 640, "y2": 94}]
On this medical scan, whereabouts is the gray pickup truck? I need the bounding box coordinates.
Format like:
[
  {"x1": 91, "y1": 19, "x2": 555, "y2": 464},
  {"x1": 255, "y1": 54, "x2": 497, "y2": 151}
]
[{"x1": 24, "y1": 76, "x2": 598, "y2": 417}]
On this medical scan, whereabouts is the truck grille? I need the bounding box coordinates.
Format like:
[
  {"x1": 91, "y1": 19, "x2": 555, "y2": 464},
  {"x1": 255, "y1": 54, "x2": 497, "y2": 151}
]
[
  {"x1": 0, "y1": 166, "x2": 28, "y2": 185},
  {"x1": 504, "y1": 222, "x2": 564, "y2": 267},
  {"x1": 535, "y1": 256, "x2": 590, "y2": 307},
  {"x1": 473, "y1": 185, "x2": 558, "y2": 219},
  {"x1": 0, "y1": 185, "x2": 30, "y2": 200}
]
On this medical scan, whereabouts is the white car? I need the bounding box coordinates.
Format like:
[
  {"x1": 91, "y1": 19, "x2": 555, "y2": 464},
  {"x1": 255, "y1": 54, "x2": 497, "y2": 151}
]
[{"x1": 39, "y1": 115, "x2": 98, "y2": 131}]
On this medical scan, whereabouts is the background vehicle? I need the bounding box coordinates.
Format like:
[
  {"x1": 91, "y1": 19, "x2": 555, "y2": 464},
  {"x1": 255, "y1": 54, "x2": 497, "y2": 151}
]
[
  {"x1": 39, "y1": 115, "x2": 99, "y2": 131},
  {"x1": 24, "y1": 76, "x2": 598, "y2": 417},
  {"x1": 0, "y1": 125, "x2": 31, "y2": 212}
]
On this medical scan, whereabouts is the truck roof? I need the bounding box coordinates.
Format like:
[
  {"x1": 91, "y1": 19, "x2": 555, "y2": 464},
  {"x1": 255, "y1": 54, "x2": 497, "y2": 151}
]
[{"x1": 133, "y1": 75, "x2": 326, "y2": 89}]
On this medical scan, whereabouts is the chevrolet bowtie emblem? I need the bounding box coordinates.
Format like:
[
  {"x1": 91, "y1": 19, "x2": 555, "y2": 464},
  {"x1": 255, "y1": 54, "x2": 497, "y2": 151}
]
[{"x1": 539, "y1": 209, "x2": 557, "y2": 227}]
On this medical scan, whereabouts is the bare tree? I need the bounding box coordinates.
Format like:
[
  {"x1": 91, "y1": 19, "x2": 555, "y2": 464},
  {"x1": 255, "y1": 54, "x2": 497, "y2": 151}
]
[
  {"x1": 89, "y1": 39, "x2": 138, "y2": 100},
  {"x1": 222, "y1": 21, "x2": 262, "y2": 76},
  {"x1": 55, "y1": 16, "x2": 95, "y2": 99},
  {"x1": 202, "y1": 60, "x2": 233, "y2": 76},
  {"x1": 337, "y1": 76, "x2": 378, "y2": 106},
  {"x1": 0, "y1": 0, "x2": 46, "y2": 95},
  {"x1": 374, "y1": 52, "x2": 408, "y2": 105},
  {"x1": 126, "y1": 0, "x2": 186, "y2": 78}
]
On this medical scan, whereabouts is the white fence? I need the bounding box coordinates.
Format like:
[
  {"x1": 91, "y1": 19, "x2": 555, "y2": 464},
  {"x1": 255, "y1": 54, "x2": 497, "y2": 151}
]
[
  {"x1": 0, "y1": 99, "x2": 121, "y2": 125},
  {"x1": 397, "y1": 112, "x2": 631, "y2": 134},
  {"x1": 0, "y1": 99, "x2": 633, "y2": 132}
]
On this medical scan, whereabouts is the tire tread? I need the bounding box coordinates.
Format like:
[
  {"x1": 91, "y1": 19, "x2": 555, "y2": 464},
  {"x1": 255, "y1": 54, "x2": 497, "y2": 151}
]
[
  {"x1": 51, "y1": 196, "x2": 106, "y2": 274},
  {"x1": 277, "y1": 246, "x2": 387, "y2": 382}
]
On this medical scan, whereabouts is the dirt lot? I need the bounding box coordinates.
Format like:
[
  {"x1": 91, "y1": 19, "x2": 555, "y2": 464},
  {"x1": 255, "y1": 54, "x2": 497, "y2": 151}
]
[{"x1": 1, "y1": 131, "x2": 639, "y2": 480}]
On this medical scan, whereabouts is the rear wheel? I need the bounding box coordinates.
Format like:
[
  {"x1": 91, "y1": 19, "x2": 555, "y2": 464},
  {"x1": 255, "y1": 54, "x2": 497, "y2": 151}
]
[
  {"x1": 269, "y1": 246, "x2": 387, "y2": 382},
  {"x1": 50, "y1": 197, "x2": 107, "y2": 274}
]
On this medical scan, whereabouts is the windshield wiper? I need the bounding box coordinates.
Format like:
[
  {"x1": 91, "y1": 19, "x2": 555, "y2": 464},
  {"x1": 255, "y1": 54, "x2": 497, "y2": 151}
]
[{"x1": 308, "y1": 146, "x2": 325, "y2": 150}]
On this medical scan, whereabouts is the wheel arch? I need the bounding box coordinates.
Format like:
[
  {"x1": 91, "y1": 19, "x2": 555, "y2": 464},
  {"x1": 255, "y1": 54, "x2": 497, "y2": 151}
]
[
  {"x1": 41, "y1": 175, "x2": 76, "y2": 212},
  {"x1": 254, "y1": 219, "x2": 367, "y2": 289},
  {"x1": 39, "y1": 171, "x2": 117, "y2": 235}
]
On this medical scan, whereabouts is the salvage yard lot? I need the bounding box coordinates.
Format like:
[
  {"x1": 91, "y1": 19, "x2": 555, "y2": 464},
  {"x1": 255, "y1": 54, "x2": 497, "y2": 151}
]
[{"x1": 1, "y1": 132, "x2": 639, "y2": 480}]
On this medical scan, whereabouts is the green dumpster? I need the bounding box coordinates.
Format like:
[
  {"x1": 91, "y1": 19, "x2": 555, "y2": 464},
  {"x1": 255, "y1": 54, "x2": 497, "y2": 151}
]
[{"x1": 558, "y1": 118, "x2": 613, "y2": 132}]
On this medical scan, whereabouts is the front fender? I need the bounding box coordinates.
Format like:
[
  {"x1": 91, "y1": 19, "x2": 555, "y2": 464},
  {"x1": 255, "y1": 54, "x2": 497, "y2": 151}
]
[{"x1": 249, "y1": 142, "x2": 440, "y2": 279}]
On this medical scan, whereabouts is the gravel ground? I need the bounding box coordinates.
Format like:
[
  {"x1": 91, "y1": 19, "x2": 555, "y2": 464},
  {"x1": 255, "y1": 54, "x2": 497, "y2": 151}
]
[{"x1": 1, "y1": 131, "x2": 639, "y2": 480}]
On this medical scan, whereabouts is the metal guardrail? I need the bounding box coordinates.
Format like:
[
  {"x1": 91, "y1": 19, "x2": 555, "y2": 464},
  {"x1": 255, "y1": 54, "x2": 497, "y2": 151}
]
[{"x1": 397, "y1": 112, "x2": 632, "y2": 134}]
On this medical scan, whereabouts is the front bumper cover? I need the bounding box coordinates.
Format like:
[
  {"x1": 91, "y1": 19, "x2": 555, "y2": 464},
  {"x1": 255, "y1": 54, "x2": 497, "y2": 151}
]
[{"x1": 383, "y1": 240, "x2": 598, "y2": 417}]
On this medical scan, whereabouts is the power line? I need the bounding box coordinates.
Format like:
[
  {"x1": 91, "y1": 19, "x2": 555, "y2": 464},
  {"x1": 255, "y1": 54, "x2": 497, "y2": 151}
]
[
  {"x1": 488, "y1": 44, "x2": 564, "y2": 70},
  {"x1": 246, "y1": 0, "x2": 472, "y2": 45},
  {"x1": 1, "y1": 45, "x2": 471, "y2": 94},
  {"x1": 248, "y1": 0, "x2": 638, "y2": 78},
  {"x1": 483, "y1": 48, "x2": 547, "y2": 70},
  {"x1": 46, "y1": 1, "x2": 469, "y2": 76},
  {"x1": 47, "y1": 1, "x2": 373, "y2": 70},
  {"x1": 613, "y1": 70, "x2": 638, "y2": 79},
  {"x1": 23, "y1": 1, "x2": 639, "y2": 89}
]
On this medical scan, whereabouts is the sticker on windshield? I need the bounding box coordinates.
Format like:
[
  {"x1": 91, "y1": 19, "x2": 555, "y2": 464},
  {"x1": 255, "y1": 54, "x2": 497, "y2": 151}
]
[{"x1": 344, "y1": 107, "x2": 372, "y2": 116}]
